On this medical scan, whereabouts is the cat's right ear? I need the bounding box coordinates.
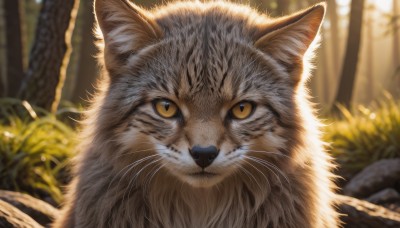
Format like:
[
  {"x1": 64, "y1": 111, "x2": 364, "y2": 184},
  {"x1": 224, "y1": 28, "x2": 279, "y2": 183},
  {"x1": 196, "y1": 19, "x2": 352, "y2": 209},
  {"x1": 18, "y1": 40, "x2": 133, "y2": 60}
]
[
  {"x1": 253, "y1": 3, "x2": 325, "y2": 84},
  {"x1": 94, "y1": 0, "x2": 162, "y2": 55}
]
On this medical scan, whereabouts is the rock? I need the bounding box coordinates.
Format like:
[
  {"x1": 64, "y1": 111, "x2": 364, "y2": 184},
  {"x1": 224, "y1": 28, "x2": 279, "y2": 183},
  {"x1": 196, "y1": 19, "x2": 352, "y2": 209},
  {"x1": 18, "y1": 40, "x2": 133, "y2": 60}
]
[
  {"x1": 395, "y1": 180, "x2": 400, "y2": 192},
  {"x1": 0, "y1": 199, "x2": 43, "y2": 228},
  {"x1": 343, "y1": 159, "x2": 400, "y2": 198},
  {"x1": 0, "y1": 190, "x2": 59, "y2": 227},
  {"x1": 337, "y1": 194, "x2": 400, "y2": 228},
  {"x1": 366, "y1": 188, "x2": 400, "y2": 204}
]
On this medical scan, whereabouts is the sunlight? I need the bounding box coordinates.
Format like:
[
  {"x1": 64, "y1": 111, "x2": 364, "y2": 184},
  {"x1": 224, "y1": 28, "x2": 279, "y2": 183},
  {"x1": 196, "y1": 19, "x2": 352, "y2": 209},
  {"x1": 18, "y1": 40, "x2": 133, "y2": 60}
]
[
  {"x1": 337, "y1": 0, "x2": 351, "y2": 6},
  {"x1": 337, "y1": 0, "x2": 350, "y2": 16},
  {"x1": 337, "y1": 0, "x2": 393, "y2": 15},
  {"x1": 368, "y1": 0, "x2": 392, "y2": 12}
]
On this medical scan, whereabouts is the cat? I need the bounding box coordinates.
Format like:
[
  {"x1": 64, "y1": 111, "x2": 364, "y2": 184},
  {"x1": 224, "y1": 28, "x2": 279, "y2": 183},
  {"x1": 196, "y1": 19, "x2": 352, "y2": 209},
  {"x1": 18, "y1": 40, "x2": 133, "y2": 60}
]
[{"x1": 53, "y1": 0, "x2": 339, "y2": 227}]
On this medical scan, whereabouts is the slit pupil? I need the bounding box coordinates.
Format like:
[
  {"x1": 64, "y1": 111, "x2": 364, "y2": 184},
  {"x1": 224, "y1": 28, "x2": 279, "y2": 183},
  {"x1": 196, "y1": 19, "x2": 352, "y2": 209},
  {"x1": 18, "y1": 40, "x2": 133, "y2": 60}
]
[
  {"x1": 164, "y1": 102, "x2": 170, "y2": 111},
  {"x1": 239, "y1": 104, "x2": 244, "y2": 112}
]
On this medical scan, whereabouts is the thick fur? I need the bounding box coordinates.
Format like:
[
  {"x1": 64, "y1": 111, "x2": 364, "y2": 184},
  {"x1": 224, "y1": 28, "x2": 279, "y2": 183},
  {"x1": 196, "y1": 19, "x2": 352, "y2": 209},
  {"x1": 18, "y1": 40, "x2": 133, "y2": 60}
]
[{"x1": 53, "y1": 1, "x2": 340, "y2": 227}]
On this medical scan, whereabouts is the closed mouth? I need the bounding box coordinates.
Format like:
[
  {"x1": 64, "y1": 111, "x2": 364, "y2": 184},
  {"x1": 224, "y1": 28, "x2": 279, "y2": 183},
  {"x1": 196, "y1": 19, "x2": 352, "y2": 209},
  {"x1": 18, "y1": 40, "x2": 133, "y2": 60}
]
[{"x1": 189, "y1": 171, "x2": 217, "y2": 178}]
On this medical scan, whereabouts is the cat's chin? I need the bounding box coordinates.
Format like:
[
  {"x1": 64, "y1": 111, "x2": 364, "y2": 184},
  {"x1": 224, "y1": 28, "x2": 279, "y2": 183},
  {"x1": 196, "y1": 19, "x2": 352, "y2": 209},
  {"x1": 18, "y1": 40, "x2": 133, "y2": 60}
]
[
  {"x1": 184, "y1": 173, "x2": 225, "y2": 188},
  {"x1": 173, "y1": 171, "x2": 226, "y2": 188},
  {"x1": 163, "y1": 164, "x2": 235, "y2": 188}
]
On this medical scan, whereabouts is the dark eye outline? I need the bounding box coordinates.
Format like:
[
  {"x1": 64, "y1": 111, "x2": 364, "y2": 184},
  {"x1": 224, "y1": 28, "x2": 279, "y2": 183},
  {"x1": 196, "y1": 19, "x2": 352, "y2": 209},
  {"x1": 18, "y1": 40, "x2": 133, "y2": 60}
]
[
  {"x1": 152, "y1": 98, "x2": 181, "y2": 119},
  {"x1": 228, "y1": 101, "x2": 256, "y2": 120}
]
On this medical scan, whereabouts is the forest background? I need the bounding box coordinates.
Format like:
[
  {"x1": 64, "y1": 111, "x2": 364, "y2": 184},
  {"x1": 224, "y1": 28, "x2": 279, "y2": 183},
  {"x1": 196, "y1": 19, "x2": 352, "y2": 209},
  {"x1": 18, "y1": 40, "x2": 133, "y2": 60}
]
[
  {"x1": 1, "y1": 0, "x2": 399, "y2": 111},
  {"x1": 1, "y1": 0, "x2": 400, "y2": 227}
]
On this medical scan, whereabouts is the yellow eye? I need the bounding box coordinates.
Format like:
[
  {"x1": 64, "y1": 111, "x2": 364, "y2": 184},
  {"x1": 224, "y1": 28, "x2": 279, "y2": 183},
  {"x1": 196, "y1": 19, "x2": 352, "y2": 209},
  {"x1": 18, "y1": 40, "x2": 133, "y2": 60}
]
[
  {"x1": 231, "y1": 102, "x2": 254, "y2": 119},
  {"x1": 154, "y1": 99, "x2": 178, "y2": 118}
]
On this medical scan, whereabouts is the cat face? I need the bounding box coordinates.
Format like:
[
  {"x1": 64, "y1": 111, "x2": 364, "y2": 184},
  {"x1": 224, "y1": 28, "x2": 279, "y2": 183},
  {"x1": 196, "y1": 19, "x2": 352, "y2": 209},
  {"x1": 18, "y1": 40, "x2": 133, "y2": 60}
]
[
  {"x1": 111, "y1": 44, "x2": 292, "y2": 187},
  {"x1": 94, "y1": 0, "x2": 325, "y2": 187}
]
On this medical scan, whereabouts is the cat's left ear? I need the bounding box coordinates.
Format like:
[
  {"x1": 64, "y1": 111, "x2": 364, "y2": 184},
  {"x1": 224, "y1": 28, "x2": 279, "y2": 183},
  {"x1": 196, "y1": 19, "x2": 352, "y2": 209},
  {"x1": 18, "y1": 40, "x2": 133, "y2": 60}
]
[
  {"x1": 254, "y1": 3, "x2": 326, "y2": 80},
  {"x1": 94, "y1": 0, "x2": 162, "y2": 55}
]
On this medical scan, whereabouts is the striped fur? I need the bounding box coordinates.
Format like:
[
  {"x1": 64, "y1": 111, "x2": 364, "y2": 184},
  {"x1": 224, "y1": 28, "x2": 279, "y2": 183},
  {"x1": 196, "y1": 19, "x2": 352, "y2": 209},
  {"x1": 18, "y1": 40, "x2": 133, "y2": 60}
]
[{"x1": 53, "y1": 1, "x2": 340, "y2": 227}]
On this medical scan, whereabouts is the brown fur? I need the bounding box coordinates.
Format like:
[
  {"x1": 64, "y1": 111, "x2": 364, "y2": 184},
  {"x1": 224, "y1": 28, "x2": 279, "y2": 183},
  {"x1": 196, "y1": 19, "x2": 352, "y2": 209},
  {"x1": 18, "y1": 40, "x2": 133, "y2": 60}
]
[{"x1": 53, "y1": 1, "x2": 340, "y2": 227}]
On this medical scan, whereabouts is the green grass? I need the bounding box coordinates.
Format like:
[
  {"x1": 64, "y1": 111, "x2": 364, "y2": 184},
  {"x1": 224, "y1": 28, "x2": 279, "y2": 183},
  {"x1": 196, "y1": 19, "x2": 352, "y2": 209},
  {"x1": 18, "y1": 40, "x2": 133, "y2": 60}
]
[
  {"x1": 0, "y1": 98, "x2": 77, "y2": 204},
  {"x1": 323, "y1": 95, "x2": 400, "y2": 178}
]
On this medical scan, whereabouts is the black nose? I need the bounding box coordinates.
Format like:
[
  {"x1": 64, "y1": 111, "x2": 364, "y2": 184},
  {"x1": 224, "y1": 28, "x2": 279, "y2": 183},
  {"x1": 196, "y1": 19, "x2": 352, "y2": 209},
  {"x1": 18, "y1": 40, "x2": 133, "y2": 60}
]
[{"x1": 189, "y1": 145, "x2": 219, "y2": 169}]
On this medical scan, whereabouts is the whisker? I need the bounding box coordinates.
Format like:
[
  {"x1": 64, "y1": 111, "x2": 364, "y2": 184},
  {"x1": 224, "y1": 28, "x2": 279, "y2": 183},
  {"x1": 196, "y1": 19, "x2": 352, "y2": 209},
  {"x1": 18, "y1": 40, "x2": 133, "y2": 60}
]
[
  {"x1": 240, "y1": 164, "x2": 267, "y2": 192},
  {"x1": 108, "y1": 154, "x2": 159, "y2": 190},
  {"x1": 144, "y1": 163, "x2": 166, "y2": 192},
  {"x1": 105, "y1": 155, "x2": 158, "y2": 200},
  {"x1": 246, "y1": 155, "x2": 290, "y2": 185},
  {"x1": 124, "y1": 158, "x2": 163, "y2": 201},
  {"x1": 102, "y1": 153, "x2": 161, "y2": 220},
  {"x1": 117, "y1": 154, "x2": 160, "y2": 186},
  {"x1": 239, "y1": 159, "x2": 268, "y2": 191},
  {"x1": 243, "y1": 155, "x2": 284, "y2": 190},
  {"x1": 244, "y1": 155, "x2": 291, "y2": 191}
]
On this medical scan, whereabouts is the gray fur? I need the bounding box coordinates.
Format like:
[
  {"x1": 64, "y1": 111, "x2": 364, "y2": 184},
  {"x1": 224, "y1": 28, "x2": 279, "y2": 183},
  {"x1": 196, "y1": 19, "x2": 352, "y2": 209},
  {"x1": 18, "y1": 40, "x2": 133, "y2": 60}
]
[{"x1": 53, "y1": 1, "x2": 340, "y2": 227}]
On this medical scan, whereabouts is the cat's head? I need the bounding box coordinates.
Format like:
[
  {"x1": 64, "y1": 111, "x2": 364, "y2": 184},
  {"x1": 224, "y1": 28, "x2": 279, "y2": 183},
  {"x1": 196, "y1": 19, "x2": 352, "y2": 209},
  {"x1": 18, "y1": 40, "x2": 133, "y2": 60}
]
[{"x1": 93, "y1": 0, "x2": 325, "y2": 188}]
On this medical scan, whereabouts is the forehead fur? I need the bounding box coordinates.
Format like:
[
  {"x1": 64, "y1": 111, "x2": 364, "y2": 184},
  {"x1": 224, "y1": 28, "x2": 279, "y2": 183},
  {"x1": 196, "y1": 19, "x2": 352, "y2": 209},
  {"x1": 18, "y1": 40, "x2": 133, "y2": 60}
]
[
  {"x1": 152, "y1": 1, "x2": 267, "y2": 40},
  {"x1": 121, "y1": 1, "x2": 286, "y2": 101},
  {"x1": 96, "y1": 0, "x2": 324, "y2": 121}
]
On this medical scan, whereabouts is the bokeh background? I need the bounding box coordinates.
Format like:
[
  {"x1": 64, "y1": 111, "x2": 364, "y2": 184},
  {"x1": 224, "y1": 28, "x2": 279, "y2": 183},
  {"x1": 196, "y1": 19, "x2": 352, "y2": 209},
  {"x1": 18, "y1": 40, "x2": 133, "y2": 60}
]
[
  {"x1": 1, "y1": 0, "x2": 399, "y2": 110},
  {"x1": 0, "y1": 0, "x2": 400, "y2": 227}
]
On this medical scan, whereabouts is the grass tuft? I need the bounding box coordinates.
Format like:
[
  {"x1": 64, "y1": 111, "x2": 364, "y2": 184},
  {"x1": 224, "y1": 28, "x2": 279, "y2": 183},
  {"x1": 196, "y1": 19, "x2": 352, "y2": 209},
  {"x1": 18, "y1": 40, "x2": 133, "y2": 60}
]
[
  {"x1": 0, "y1": 98, "x2": 77, "y2": 204},
  {"x1": 323, "y1": 95, "x2": 400, "y2": 178}
]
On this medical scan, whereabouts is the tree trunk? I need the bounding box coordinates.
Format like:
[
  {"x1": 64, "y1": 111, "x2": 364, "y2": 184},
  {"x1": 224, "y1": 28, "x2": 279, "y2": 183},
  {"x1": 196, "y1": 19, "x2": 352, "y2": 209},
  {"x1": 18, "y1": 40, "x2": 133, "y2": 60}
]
[
  {"x1": 393, "y1": 0, "x2": 400, "y2": 92},
  {"x1": 333, "y1": 0, "x2": 365, "y2": 109},
  {"x1": 394, "y1": 0, "x2": 399, "y2": 67},
  {"x1": 328, "y1": 0, "x2": 340, "y2": 80},
  {"x1": 0, "y1": 69, "x2": 3, "y2": 97},
  {"x1": 71, "y1": 0, "x2": 98, "y2": 105},
  {"x1": 276, "y1": 0, "x2": 290, "y2": 15},
  {"x1": 18, "y1": 0, "x2": 80, "y2": 113},
  {"x1": 0, "y1": 0, "x2": 5, "y2": 97},
  {"x1": 365, "y1": 7, "x2": 373, "y2": 103},
  {"x1": 296, "y1": 1, "x2": 303, "y2": 10},
  {"x1": 4, "y1": 0, "x2": 25, "y2": 97}
]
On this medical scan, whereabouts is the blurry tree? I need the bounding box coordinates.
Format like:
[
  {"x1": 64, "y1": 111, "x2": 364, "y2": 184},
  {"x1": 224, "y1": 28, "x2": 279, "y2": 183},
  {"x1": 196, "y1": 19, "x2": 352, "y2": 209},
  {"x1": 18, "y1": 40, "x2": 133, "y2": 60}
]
[
  {"x1": 24, "y1": 0, "x2": 41, "y2": 55},
  {"x1": 333, "y1": 0, "x2": 365, "y2": 109},
  {"x1": 18, "y1": 0, "x2": 80, "y2": 113},
  {"x1": 393, "y1": 0, "x2": 400, "y2": 92},
  {"x1": 327, "y1": 0, "x2": 340, "y2": 79},
  {"x1": 0, "y1": 73, "x2": 3, "y2": 97},
  {"x1": 295, "y1": 1, "x2": 304, "y2": 10},
  {"x1": 394, "y1": 0, "x2": 399, "y2": 67},
  {"x1": 276, "y1": 0, "x2": 290, "y2": 15},
  {"x1": 136, "y1": 0, "x2": 159, "y2": 8},
  {"x1": 0, "y1": 0, "x2": 5, "y2": 96},
  {"x1": 62, "y1": 1, "x2": 83, "y2": 101},
  {"x1": 365, "y1": 5, "x2": 373, "y2": 102},
  {"x1": 4, "y1": 0, "x2": 25, "y2": 97},
  {"x1": 71, "y1": 0, "x2": 98, "y2": 105}
]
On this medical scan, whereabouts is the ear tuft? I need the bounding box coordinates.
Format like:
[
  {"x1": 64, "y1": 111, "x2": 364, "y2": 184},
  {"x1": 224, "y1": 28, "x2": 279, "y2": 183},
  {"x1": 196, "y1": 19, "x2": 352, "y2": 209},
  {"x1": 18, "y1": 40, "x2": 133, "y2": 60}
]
[
  {"x1": 94, "y1": 0, "x2": 162, "y2": 55},
  {"x1": 254, "y1": 3, "x2": 326, "y2": 76}
]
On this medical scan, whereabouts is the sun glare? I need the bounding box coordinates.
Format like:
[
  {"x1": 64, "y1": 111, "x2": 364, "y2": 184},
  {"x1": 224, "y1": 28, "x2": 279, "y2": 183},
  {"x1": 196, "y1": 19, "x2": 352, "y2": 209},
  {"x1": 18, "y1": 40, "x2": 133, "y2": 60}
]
[
  {"x1": 369, "y1": 0, "x2": 392, "y2": 12},
  {"x1": 337, "y1": 0, "x2": 393, "y2": 16}
]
